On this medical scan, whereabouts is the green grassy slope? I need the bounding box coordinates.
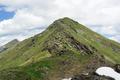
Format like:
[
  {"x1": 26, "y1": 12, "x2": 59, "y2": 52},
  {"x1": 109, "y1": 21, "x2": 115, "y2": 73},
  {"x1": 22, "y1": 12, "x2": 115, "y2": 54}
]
[{"x1": 0, "y1": 17, "x2": 120, "y2": 80}]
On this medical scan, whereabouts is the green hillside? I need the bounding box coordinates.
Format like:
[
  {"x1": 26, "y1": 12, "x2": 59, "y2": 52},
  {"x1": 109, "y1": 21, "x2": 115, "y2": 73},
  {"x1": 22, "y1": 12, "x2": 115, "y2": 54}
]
[{"x1": 0, "y1": 17, "x2": 120, "y2": 80}]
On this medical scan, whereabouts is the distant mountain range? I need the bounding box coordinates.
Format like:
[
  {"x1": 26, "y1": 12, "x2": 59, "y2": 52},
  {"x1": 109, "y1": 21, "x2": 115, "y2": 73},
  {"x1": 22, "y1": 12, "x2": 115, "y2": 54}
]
[
  {"x1": 0, "y1": 39, "x2": 19, "y2": 53},
  {"x1": 0, "y1": 17, "x2": 120, "y2": 80}
]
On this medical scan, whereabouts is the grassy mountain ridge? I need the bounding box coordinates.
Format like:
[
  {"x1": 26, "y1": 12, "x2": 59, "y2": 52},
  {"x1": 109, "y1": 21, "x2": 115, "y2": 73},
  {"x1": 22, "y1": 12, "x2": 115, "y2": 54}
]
[{"x1": 0, "y1": 17, "x2": 120, "y2": 80}]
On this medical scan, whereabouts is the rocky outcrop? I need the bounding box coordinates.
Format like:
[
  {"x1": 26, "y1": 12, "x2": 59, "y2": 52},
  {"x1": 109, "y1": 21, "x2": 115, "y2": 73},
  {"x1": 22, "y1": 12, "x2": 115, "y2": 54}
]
[
  {"x1": 42, "y1": 31, "x2": 98, "y2": 56},
  {"x1": 71, "y1": 72, "x2": 115, "y2": 80},
  {"x1": 115, "y1": 64, "x2": 120, "y2": 73},
  {"x1": 67, "y1": 36, "x2": 97, "y2": 55}
]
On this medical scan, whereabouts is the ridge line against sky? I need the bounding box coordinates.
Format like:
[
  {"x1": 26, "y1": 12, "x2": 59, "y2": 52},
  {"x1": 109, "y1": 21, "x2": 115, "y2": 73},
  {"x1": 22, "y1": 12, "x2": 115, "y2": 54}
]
[{"x1": 0, "y1": 0, "x2": 120, "y2": 46}]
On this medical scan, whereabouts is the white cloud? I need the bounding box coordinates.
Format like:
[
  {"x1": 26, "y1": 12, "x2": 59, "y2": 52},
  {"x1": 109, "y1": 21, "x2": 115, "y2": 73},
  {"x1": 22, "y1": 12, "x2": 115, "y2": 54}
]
[
  {"x1": 0, "y1": 9, "x2": 45, "y2": 33},
  {"x1": 0, "y1": 0, "x2": 120, "y2": 46},
  {"x1": 0, "y1": 9, "x2": 47, "y2": 46}
]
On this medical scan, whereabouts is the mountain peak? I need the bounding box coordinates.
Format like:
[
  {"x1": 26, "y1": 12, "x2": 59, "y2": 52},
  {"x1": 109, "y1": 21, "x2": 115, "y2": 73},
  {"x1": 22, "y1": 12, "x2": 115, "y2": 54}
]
[
  {"x1": 48, "y1": 17, "x2": 80, "y2": 32},
  {"x1": 58, "y1": 17, "x2": 73, "y2": 21},
  {"x1": 11, "y1": 39, "x2": 19, "y2": 42},
  {"x1": 5, "y1": 39, "x2": 19, "y2": 46},
  {"x1": 54, "y1": 17, "x2": 77, "y2": 23},
  {"x1": 0, "y1": 39, "x2": 19, "y2": 53}
]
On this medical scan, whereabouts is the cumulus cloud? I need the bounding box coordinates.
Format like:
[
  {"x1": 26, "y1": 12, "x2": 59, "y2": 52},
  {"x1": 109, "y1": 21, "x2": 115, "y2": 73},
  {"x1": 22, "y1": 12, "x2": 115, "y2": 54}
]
[
  {"x1": 0, "y1": 9, "x2": 46, "y2": 45},
  {"x1": 0, "y1": 0, "x2": 120, "y2": 46}
]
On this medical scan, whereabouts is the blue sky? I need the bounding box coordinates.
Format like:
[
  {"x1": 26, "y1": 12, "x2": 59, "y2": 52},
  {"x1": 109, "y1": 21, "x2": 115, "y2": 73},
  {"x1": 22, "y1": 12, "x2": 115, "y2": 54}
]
[
  {"x1": 0, "y1": 0, "x2": 120, "y2": 46},
  {"x1": 0, "y1": 9, "x2": 14, "y2": 21},
  {"x1": 0, "y1": 5, "x2": 15, "y2": 21}
]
